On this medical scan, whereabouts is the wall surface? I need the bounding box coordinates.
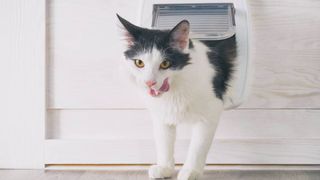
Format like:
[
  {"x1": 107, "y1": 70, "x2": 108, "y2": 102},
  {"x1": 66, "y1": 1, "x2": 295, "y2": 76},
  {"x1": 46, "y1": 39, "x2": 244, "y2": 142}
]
[
  {"x1": 242, "y1": 0, "x2": 320, "y2": 108},
  {"x1": 0, "y1": 0, "x2": 319, "y2": 168}
]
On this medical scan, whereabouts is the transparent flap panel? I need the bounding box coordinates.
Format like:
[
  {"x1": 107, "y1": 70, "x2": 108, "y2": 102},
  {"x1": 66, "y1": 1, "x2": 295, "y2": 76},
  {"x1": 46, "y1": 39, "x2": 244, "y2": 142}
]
[{"x1": 152, "y1": 3, "x2": 236, "y2": 40}]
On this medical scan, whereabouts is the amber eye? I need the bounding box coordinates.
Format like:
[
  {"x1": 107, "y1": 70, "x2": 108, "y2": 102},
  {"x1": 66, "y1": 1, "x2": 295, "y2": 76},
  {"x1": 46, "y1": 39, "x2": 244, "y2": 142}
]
[
  {"x1": 160, "y1": 60, "x2": 171, "y2": 69},
  {"x1": 134, "y1": 59, "x2": 144, "y2": 68}
]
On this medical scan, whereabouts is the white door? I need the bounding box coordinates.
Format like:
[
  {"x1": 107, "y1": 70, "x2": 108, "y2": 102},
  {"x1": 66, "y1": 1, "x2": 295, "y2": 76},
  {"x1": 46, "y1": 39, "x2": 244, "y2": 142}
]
[{"x1": 45, "y1": 0, "x2": 320, "y2": 165}]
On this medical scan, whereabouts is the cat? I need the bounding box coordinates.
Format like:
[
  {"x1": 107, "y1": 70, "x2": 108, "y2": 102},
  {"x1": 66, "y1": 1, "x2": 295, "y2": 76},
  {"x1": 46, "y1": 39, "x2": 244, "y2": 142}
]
[{"x1": 117, "y1": 14, "x2": 237, "y2": 180}]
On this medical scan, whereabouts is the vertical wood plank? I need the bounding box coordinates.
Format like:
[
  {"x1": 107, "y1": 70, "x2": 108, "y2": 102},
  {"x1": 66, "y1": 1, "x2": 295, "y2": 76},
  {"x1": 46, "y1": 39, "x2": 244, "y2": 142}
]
[{"x1": 0, "y1": 0, "x2": 46, "y2": 168}]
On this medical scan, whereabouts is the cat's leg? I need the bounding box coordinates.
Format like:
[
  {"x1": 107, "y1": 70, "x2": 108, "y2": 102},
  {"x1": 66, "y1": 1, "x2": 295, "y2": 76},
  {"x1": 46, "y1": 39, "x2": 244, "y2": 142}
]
[
  {"x1": 148, "y1": 120, "x2": 176, "y2": 179},
  {"x1": 177, "y1": 119, "x2": 218, "y2": 180}
]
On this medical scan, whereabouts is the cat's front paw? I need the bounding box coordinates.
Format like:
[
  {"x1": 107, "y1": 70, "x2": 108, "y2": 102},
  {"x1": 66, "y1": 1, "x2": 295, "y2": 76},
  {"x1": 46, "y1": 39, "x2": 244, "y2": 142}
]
[
  {"x1": 148, "y1": 165, "x2": 174, "y2": 179},
  {"x1": 177, "y1": 168, "x2": 200, "y2": 180}
]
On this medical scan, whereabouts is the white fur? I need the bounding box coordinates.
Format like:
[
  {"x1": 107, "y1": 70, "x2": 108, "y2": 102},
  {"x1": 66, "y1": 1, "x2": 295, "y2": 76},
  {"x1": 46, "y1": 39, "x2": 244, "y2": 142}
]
[{"x1": 124, "y1": 40, "x2": 225, "y2": 180}]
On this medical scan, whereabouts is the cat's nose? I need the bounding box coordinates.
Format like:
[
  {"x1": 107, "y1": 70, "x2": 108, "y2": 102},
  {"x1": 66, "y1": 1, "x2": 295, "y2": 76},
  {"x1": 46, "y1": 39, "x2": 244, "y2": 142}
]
[{"x1": 146, "y1": 80, "x2": 157, "y2": 88}]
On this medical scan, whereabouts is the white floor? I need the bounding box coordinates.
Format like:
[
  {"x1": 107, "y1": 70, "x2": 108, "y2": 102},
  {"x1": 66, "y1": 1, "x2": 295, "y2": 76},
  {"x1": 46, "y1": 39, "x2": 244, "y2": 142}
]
[{"x1": 0, "y1": 169, "x2": 320, "y2": 180}]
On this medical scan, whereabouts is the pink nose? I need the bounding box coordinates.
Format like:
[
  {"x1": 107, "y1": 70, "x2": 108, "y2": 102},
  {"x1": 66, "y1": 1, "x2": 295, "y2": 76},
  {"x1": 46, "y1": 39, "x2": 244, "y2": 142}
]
[{"x1": 146, "y1": 80, "x2": 156, "y2": 87}]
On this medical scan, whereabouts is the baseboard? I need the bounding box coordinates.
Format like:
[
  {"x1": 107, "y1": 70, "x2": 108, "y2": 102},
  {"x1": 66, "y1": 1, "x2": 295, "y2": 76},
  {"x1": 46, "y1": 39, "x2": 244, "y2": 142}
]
[{"x1": 45, "y1": 164, "x2": 320, "y2": 171}]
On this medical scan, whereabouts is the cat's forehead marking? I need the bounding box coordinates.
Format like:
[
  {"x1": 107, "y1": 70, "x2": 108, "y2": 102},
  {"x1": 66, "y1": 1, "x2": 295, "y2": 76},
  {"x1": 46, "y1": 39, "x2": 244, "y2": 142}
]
[{"x1": 134, "y1": 47, "x2": 163, "y2": 64}]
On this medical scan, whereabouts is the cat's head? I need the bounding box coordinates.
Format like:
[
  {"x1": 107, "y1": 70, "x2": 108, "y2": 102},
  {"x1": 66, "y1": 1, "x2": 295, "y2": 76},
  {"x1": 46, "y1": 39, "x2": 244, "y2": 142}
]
[{"x1": 117, "y1": 14, "x2": 191, "y2": 97}]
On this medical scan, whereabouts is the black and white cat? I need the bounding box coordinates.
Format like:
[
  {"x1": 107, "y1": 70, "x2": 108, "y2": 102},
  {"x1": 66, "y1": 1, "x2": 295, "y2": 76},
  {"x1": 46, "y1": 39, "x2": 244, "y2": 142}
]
[{"x1": 117, "y1": 14, "x2": 237, "y2": 180}]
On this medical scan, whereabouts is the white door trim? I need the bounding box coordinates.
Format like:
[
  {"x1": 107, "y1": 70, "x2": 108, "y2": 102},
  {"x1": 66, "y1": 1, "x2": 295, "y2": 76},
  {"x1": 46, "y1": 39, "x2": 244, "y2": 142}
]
[{"x1": 0, "y1": 0, "x2": 46, "y2": 168}]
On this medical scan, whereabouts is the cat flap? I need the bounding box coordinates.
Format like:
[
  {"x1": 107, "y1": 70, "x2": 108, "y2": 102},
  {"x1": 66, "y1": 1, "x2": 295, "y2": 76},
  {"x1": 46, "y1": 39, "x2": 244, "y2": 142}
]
[{"x1": 152, "y1": 3, "x2": 236, "y2": 40}]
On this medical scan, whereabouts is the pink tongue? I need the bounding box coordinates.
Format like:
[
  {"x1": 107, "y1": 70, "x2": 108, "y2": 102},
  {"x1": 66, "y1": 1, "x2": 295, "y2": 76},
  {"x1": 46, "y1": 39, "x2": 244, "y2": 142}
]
[{"x1": 159, "y1": 78, "x2": 169, "y2": 92}]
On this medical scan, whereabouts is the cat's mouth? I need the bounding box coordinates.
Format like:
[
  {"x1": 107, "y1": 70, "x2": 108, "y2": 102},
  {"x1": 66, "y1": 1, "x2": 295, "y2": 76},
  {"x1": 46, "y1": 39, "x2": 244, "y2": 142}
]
[{"x1": 149, "y1": 78, "x2": 170, "y2": 97}]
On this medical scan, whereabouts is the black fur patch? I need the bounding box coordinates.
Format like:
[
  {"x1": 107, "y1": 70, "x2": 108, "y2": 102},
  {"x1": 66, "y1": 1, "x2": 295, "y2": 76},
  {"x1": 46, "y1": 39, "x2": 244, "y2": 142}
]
[
  {"x1": 202, "y1": 35, "x2": 237, "y2": 100},
  {"x1": 124, "y1": 29, "x2": 191, "y2": 70},
  {"x1": 117, "y1": 14, "x2": 190, "y2": 70}
]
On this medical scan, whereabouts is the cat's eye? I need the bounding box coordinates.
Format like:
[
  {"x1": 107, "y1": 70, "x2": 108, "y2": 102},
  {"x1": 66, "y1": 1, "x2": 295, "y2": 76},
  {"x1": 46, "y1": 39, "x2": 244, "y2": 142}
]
[
  {"x1": 134, "y1": 59, "x2": 144, "y2": 68},
  {"x1": 160, "y1": 60, "x2": 171, "y2": 69}
]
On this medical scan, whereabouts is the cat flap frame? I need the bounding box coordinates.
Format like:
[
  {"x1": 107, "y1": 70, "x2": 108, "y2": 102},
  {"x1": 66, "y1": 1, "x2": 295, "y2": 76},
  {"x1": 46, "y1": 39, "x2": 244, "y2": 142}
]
[{"x1": 140, "y1": 0, "x2": 250, "y2": 108}]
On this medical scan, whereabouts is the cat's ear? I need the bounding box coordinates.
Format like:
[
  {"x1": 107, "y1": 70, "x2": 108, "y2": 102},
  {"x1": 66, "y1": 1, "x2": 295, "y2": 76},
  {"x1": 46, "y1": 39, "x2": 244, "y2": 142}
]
[
  {"x1": 117, "y1": 14, "x2": 142, "y2": 47},
  {"x1": 169, "y1": 20, "x2": 190, "y2": 51}
]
